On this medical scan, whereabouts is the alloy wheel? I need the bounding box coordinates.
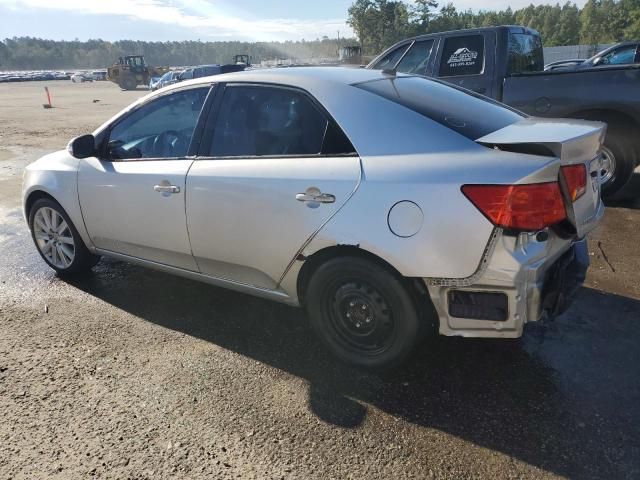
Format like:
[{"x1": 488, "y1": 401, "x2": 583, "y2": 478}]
[
  {"x1": 33, "y1": 206, "x2": 76, "y2": 269},
  {"x1": 600, "y1": 146, "x2": 617, "y2": 186}
]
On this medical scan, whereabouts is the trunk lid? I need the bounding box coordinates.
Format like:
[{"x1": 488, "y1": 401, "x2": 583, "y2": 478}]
[{"x1": 476, "y1": 117, "x2": 606, "y2": 238}]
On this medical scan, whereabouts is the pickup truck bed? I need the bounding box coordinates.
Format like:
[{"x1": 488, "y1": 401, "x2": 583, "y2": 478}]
[{"x1": 367, "y1": 25, "x2": 640, "y2": 198}]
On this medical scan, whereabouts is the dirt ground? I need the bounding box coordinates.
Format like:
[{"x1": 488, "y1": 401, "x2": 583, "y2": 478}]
[{"x1": 0, "y1": 80, "x2": 639, "y2": 479}]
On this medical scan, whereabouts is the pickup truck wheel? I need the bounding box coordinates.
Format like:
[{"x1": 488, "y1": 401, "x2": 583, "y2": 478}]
[
  {"x1": 305, "y1": 257, "x2": 425, "y2": 370},
  {"x1": 599, "y1": 125, "x2": 638, "y2": 199},
  {"x1": 29, "y1": 198, "x2": 100, "y2": 275}
]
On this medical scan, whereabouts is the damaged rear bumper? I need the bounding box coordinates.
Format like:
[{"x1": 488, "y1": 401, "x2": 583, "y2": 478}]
[{"x1": 425, "y1": 229, "x2": 589, "y2": 338}]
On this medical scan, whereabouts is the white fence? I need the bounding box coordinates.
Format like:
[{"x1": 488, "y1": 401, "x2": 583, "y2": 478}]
[{"x1": 543, "y1": 44, "x2": 613, "y2": 64}]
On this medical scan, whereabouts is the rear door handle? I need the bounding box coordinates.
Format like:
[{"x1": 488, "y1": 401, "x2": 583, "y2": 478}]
[
  {"x1": 154, "y1": 184, "x2": 180, "y2": 194},
  {"x1": 296, "y1": 192, "x2": 335, "y2": 203}
]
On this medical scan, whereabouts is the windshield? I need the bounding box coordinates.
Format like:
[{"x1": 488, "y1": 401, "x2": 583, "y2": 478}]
[{"x1": 356, "y1": 76, "x2": 523, "y2": 140}]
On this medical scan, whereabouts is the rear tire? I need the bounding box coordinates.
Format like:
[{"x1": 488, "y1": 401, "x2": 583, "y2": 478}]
[
  {"x1": 305, "y1": 257, "x2": 427, "y2": 370},
  {"x1": 29, "y1": 198, "x2": 100, "y2": 275},
  {"x1": 596, "y1": 122, "x2": 637, "y2": 200}
]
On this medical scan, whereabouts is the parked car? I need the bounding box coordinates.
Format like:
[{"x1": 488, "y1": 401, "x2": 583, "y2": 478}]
[
  {"x1": 151, "y1": 70, "x2": 183, "y2": 90},
  {"x1": 22, "y1": 67, "x2": 604, "y2": 368},
  {"x1": 148, "y1": 76, "x2": 161, "y2": 90},
  {"x1": 545, "y1": 43, "x2": 639, "y2": 72},
  {"x1": 544, "y1": 59, "x2": 587, "y2": 71},
  {"x1": 179, "y1": 63, "x2": 245, "y2": 81},
  {"x1": 71, "y1": 72, "x2": 94, "y2": 83},
  {"x1": 92, "y1": 70, "x2": 108, "y2": 81},
  {"x1": 578, "y1": 41, "x2": 639, "y2": 69},
  {"x1": 367, "y1": 26, "x2": 640, "y2": 199}
]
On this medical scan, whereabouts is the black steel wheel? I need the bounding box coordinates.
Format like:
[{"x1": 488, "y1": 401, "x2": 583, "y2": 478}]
[{"x1": 306, "y1": 256, "x2": 427, "y2": 369}]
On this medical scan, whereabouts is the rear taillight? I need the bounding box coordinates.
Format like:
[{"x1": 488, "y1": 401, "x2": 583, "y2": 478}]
[
  {"x1": 561, "y1": 164, "x2": 587, "y2": 202},
  {"x1": 462, "y1": 183, "x2": 566, "y2": 231}
]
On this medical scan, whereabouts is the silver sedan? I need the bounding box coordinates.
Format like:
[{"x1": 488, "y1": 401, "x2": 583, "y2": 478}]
[{"x1": 22, "y1": 67, "x2": 605, "y2": 368}]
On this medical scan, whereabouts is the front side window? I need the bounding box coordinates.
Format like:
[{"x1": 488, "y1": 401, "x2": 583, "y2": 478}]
[
  {"x1": 106, "y1": 87, "x2": 209, "y2": 160},
  {"x1": 508, "y1": 33, "x2": 544, "y2": 74},
  {"x1": 438, "y1": 35, "x2": 485, "y2": 77},
  {"x1": 372, "y1": 44, "x2": 411, "y2": 70},
  {"x1": 209, "y1": 86, "x2": 331, "y2": 157},
  {"x1": 395, "y1": 40, "x2": 435, "y2": 75},
  {"x1": 600, "y1": 45, "x2": 638, "y2": 65}
]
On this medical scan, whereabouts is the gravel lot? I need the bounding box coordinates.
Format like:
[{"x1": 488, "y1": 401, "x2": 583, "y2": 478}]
[{"x1": 1, "y1": 80, "x2": 639, "y2": 479}]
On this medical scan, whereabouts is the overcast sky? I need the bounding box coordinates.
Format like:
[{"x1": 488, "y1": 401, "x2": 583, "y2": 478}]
[{"x1": 0, "y1": 0, "x2": 585, "y2": 42}]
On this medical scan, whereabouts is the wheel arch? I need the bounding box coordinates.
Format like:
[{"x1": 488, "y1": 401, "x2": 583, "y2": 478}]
[
  {"x1": 296, "y1": 245, "x2": 432, "y2": 314},
  {"x1": 24, "y1": 189, "x2": 58, "y2": 220},
  {"x1": 23, "y1": 186, "x2": 94, "y2": 251},
  {"x1": 568, "y1": 108, "x2": 640, "y2": 133}
]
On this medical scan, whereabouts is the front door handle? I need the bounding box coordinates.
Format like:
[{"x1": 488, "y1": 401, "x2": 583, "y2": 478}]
[
  {"x1": 154, "y1": 184, "x2": 180, "y2": 194},
  {"x1": 296, "y1": 191, "x2": 335, "y2": 204}
]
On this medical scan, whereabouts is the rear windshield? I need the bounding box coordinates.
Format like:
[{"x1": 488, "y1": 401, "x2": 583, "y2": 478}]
[
  {"x1": 355, "y1": 76, "x2": 523, "y2": 140},
  {"x1": 508, "y1": 33, "x2": 544, "y2": 74}
]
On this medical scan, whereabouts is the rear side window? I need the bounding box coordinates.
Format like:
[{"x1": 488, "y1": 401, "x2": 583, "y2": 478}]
[
  {"x1": 209, "y1": 86, "x2": 354, "y2": 157},
  {"x1": 395, "y1": 40, "x2": 435, "y2": 75},
  {"x1": 508, "y1": 33, "x2": 544, "y2": 74},
  {"x1": 372, "y1": 44, "x2": 410, "y2": 70},
  {"x1": 439, "y1": 35, "x2": 485, "y2": 77},
  {"x1": 356, "y1": 76, "x2": 523, "y2": 140}
]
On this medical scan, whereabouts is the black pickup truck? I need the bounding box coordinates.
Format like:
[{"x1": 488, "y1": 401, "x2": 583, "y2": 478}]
[{"x1": 366, "y1": 26, "x2": 640, "y2": 198}]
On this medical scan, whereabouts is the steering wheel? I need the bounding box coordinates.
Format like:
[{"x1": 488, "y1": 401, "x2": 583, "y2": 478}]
[{"x1": 152, "y1": 130, "x2": 188, "y2": 157}]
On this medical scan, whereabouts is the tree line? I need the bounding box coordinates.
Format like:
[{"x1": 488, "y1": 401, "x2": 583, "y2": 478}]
[
  {"x1": 348, "y1": 0, "x2": 640, "y2": 54},
  {"x1": 0, "y1": 37, "x2": 356, "y2": 70},
  {"x1": 2, "y1": 0, "x2": 639, "y2": 70}
]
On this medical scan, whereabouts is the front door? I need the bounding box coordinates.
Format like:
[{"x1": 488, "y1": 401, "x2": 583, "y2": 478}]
[
  {"x1": 78, "y1": 86, "x2": 210, "y2": 270},
  {"x1": 187, "y1": 84, "x2": 361, "y2": 289}
]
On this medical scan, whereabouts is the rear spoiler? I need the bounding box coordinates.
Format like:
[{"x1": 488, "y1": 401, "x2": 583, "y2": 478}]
[{"x1": 476, "y1": 117, "x2": 606, "y2": 164}]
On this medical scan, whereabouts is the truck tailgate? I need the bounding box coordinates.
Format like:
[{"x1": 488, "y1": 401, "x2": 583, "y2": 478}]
[{"x1": 476, "y1": 117, "x2": 606, "y2": 238}]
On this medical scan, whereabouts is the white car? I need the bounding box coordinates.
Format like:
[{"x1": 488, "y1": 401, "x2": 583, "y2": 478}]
[
  {"x1": 71, "y1": 72, "x2": 93, "y2": 83},
  {"x1": 22, "y1": 68, "x2": 605, "y2": 368}
]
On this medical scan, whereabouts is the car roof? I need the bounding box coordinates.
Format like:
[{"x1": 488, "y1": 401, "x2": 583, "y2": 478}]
[{"x1": 171, "y1": 66, "x2": 406, "y2": 92}]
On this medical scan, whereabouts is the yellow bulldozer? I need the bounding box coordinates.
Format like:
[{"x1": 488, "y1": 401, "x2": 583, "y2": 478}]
[{"x1": 107, "y1": 55, "x2": 169, "y2": 90}]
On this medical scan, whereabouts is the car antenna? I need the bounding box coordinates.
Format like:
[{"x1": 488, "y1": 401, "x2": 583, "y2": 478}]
[{"x1": 381, "y1": 68, "x2": 397, "y2": 76}]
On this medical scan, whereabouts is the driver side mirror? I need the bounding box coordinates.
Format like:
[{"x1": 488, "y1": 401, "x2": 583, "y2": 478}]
[
  {"x1": 592, "y1": 57, "x2": 602, "y2": 66},
  {"x1": 67, "y1": 134, "x2": 96, "y2": 159}
]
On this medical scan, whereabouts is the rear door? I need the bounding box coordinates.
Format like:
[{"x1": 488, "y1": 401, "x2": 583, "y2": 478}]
[
  {"x1": 186, "y1": 84, "x2": 361, "y2": 290},
  {"x1": 435, "y1": 31, "x2": 496, "y2": 97}
]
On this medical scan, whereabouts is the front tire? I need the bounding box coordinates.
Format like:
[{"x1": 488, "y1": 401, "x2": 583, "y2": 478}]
[
  {"x1": 119, "y1": 76, "x2": 138, "y2": 91},
  {"x1": 29, "y1": 198, "x2": 100, "y2": 275},
  {"x1": 305, "y1": 257, "x2": 426, "y2": 370}
]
